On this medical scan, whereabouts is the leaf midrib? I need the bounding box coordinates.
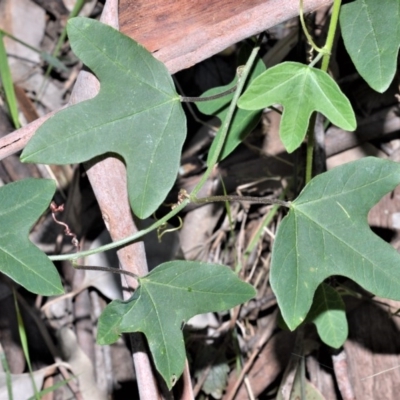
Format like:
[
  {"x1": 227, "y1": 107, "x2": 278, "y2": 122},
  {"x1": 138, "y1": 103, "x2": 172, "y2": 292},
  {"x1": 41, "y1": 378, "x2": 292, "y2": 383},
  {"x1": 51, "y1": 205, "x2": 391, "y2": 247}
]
[
  {"x1": 25, "y1": 99, "x2": 176, "y2": 159},
  {"x1": 294, "y1": 170, "x2": 394, "y2": 207},
  {"x1": 139, "y1": 104, "x2": 175, "y2": 215},
  {"x1": 142, "y1": 284, "x2": 173, "y2": 379},
  {"x1": 251, "y1": 64, "x2": 303, "y2": 105},
  {"x1": 294, "y1": 207, "x2": 399, "y2": 286},
  {"x1": 0, "y1": 189, "x2": 45, "y2": 220},
  {"x1": 0, "y1": 242, "x2": 60, "y2": 291}
]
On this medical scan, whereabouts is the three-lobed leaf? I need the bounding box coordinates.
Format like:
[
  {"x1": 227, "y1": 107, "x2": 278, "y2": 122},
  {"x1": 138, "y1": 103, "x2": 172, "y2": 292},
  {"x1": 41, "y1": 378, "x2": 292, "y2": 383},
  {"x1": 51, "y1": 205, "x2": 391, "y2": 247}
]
[
  {"x1": 195, "y1": 47, "x2": 266, "y2": 164},
  {"x1": 97, "y1": 260, "x2": 255, "y2": 389},
  {"x1": 237, "y1": 62, "x2": 356, "y2": 153},
  {"x1": 0, "y1": 179, "x2": 63, "y2": 295},
  {"x1": 21, "y1": 17, "x2": 186, "y2": 219},
  {"x1": 271, "y1": 157, "x2": 400, "y2": 330},
  {"x1": 340, "y1": 0, "x2": 400, "y2": 93}
]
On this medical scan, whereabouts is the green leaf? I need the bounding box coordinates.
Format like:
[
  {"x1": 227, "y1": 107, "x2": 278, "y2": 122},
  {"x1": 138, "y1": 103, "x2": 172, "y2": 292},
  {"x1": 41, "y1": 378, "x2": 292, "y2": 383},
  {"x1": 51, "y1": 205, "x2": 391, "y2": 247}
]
[
  {"x1": 237, "y1": 62, "x2": 356, "y2": 153},
  {"x1": 194, "y1": 345, "x2": 229, "y2": 399},
  {"x1": 195, "y1": 48, "x2": 266, "y2": 164},
  {"x1": 97, "y1": 260, "x2": 255, "y2": 389},
  {"x1": 306, "y1": 283, "x2": 347, "y2": 349},
  {"x1": 271, "y1": 157, "x2": 400, "y2": 330},
  {"x1": 0, "y1": 179, "x2": 63, "y2": 295},
  {"x1": 21, "y1": 17, "x2": 186, "y2": 219},
  {"x1": 200, "y1": 361, "x2": 229, "y2": 399},
  {"x1": 340, "y1": 0, "x2": 400, "y2": 93}
]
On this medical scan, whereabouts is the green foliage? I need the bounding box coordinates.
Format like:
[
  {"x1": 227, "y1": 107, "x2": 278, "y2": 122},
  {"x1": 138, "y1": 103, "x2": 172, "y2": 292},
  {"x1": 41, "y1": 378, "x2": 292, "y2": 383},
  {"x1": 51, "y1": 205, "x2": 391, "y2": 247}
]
[
  {"x1": 0, "y1": 33, "x2": 20, "y2": 128},
  {"x1": 306, "y1": 283, "x2": 347, "y2": 349},
  {"x1": 14, "y1": 291, "x2": 40, "y2": 398},
  {"x1": 340, "y1": 0, "x2": 400, "y2": 93},
  {"x1": 97, "y1": 261, "x2": 255, "y2": 388},
  {"x1": 195, "y1": 47, "x2": 266, "y2": 164},
  {"x1": 237, "y1": 62, "x2": 356, "y2": 153},
  {"x1": 277, "y1": 282, "x2": 347, "y2": 349},
  {"x1": 271, "y1": 157, "x2": 400, "y2": 330},
  {"x1": 194, "y1": 344, "x2": 229, "y2": 399},
  {"x1": 21, "y1": 17, "x2": 186, "y2": 219},
  {"x1": 1, "y1": 1, "x2": 398, "y2": 392},
  {"x1": 0, "y1": 179, "x2": 63, "y2": 295},
  {"x1": 0, "y1": 28, "x2": 68, "y2": 73}
]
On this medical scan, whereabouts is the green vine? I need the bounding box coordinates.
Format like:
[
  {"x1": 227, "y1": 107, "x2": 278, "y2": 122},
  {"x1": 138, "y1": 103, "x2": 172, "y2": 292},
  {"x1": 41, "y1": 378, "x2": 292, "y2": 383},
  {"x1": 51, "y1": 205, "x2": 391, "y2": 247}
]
[{"x1": 304, "y1": 0, "x2": 342, "y2": 184}]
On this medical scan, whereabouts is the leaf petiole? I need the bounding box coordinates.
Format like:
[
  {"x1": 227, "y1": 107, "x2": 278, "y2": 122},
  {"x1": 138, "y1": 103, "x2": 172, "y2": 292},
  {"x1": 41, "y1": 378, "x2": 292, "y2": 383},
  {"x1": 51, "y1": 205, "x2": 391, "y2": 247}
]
[
  {"x1": 299, "y1": 0, "x2": 324, "y2": 54},
  {"x1": 72, "y1": 264, "x2": 139, "y2": 280},
  {"x1": 321, "y1": 0, "x2": 342, "y2": 73},
  {"x1": 180, "y1": 85, "x2": 237, "y2": 102},
  {"x1": 193, "y1": 195, "x2": 290, "y2": 208},
  {"x1": 308, "y1": 50, "x2": 325, "y2": 68}
]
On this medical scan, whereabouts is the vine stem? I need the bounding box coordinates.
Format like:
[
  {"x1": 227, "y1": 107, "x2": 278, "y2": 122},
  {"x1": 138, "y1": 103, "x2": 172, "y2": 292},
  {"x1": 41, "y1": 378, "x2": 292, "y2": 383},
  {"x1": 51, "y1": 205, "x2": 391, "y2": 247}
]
[
  {"x1": 180, "y1": 85, "x2": 237, "y2": 102},
  {"x1": 193, "y1": 195, "x2": 290, "y2": 208},
  {"x1": 73, "y1": 264, "x2": 139, "y2": 280},
  {"x1": 299, "y1": 0, "x2": 324, "y2": 53},
  {"x1": 321, "y1": 0, "x2": 342, "y2": 74},
  {"x1": 304, "y1": 0, "x2": 342, "y2": 184},
  {"x1": 49, "y1": 36, "x2": 263, "y2": 263},
  {"x1": 190, "y1": 38, "x2": 262, "y2": 198},
  {"x1": 49, "y1": 199, "x2": 189, "y2": 261},
  {"x1": 50, "y1": 195, "x2": 289, "y2": 262}
]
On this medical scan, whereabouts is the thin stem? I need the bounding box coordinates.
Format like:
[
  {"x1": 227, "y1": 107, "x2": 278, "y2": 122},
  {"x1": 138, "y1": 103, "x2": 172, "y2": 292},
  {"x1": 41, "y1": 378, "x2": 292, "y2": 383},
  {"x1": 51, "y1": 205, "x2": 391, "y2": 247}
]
[
  {"x1": 180, "y1": 85, "x2": 237, "y2": 102},
  {"x1": 13, "y1": 289, "x2": 39, "y2": 398},
  {"x1": 305, "y1": 112, "x2": 317, "y2": 184},
  {"x1": 52, "y1": 0, "x2": 85, "y2": 61},
  {"x1": 0, "y1": 29, "x2": 42, "y2": 54},
  {"x1": 321, "y1": 0, "x2": 342, "y2": 73},
  {"x1": 299, "y1": 0, "x2": 324, "y2": 53},
  {"x1": 0, "y1": 33, "x2": 20, "y2": 128},
  {"x1": 244, "y1": 186, "x2": 289, "y2": 258},
  {"x1": 48, "y1": 199, "x2": 189, "y2": 261},
  {"x1": 191, "y1": 36, "x2": 263, "y2": 198},
  {"x1": 37, "y1": 0, "x2": 85, "y2": 100},
  {"x1": 304, "y1": 0, "x2": 342, "y2": 183},
  {"x1": 193, "y1": 195, "x2": 290, "y2": 208},
  {"x1": 73, "y1": 264, "x2": 139, "y2": 280},
  {"x1": 308, "y1": 51, "x2": 324, "y2": 68}
]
